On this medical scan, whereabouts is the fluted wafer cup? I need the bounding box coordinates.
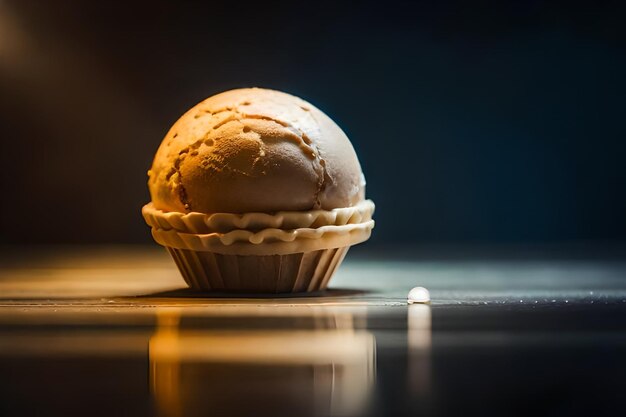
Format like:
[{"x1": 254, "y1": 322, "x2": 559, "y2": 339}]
[{"x1": 142, "y1": 201, "x2": 374, "y2": 293}]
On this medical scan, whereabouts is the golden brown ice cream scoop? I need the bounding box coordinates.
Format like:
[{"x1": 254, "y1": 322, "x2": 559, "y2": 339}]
[{"x1": 148, "y1": 87, "x2": 366, "y2": 214}]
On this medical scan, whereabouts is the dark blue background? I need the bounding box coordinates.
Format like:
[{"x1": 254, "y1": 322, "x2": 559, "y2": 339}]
[{"x1": 1, "y1": 0, "x2": 624, "y2": 245}]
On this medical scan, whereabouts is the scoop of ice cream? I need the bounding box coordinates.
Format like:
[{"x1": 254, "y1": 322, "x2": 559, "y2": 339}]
[{"x1": 148, "y1": 88, "x2": 366, "y2": 213}]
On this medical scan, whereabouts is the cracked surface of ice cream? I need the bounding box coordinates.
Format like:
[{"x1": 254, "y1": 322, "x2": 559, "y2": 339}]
[{"x1": 148, "y1": 88, "x2": 366, "y2": 214}]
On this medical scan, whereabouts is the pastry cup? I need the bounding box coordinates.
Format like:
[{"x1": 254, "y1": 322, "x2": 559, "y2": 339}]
[
  {"x1": 142, "y1": 199, "x2": 375, "y2": 234},
  {"x1": 142, "y1": 202, "x2": 374, "y2": 293},
  {"x1": 165, "y1": 246, "x2": 350, "y2": 293}
]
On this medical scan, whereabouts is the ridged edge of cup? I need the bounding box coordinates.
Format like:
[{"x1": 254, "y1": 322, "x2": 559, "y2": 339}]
[{"x1": 166, "y1": 246, "x2": 349, "y2": 293}]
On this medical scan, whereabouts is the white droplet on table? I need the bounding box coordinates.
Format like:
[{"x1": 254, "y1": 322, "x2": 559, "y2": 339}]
[{"x1": 407, "y1": 286, "x2": 430, "y2": 304}]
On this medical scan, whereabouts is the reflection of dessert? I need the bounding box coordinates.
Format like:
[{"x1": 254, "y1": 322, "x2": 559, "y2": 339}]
[
  {"x1": 142, "y1": 88, "x2": 374, "y2": 292},
  {"x1": 150, "y1": 310, "x2": 375, "y2": 417}
]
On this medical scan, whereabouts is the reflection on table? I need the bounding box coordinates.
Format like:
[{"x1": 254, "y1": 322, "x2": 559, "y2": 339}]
[{"x1": 150, "y1": 308, "x2": 376, "y2": 417}]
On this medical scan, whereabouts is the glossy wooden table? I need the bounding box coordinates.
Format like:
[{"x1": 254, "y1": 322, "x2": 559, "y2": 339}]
[{"x1": 1, "y1": 246, "x2": 625, "y2": 417}]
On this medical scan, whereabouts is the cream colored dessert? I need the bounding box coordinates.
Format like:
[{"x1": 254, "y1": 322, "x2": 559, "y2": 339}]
[
  {"x1": 148, "y1": 88, "x2": 365, "y2": 214},
  {"x1": 142, "y1": 88, "x2": 374, "y2": 293}
]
